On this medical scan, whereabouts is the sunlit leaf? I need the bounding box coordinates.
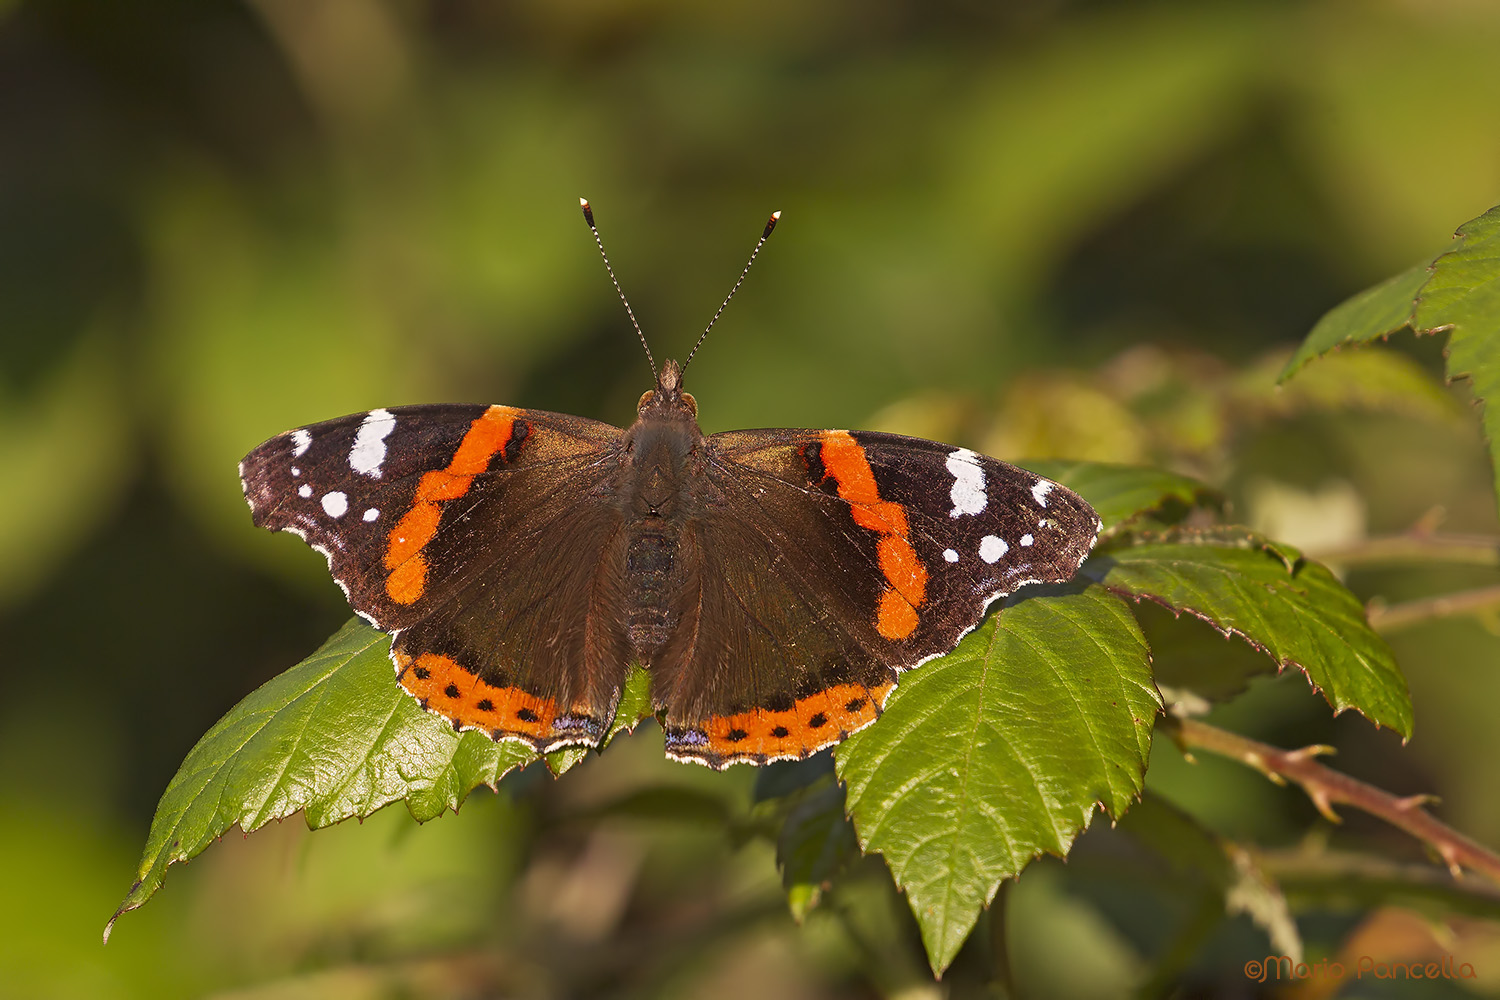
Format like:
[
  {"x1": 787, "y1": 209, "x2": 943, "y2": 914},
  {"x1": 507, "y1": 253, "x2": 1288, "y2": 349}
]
[
  {"x1": 1088, "y1": 527, "x2": 1412, "y2": 737},
  {"x1": 1281, "y1": 264, "x2": 1432, "y2": 377},
  {"x1": 111, "y1": 620, "x2": 538, "y2": 937},
  {"x1": 837, "y1": 583, "x2": 1159, "y2": 974},
  {"x1": 1282, "y1": 205, "x2": 1500, "y2": 512},
  {"x1": 1419, "y1": 207, "x2": 1500, "y2": 514}
]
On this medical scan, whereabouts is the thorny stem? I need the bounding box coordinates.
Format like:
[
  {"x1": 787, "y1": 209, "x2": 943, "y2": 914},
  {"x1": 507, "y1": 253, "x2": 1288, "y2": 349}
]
[
  {"x1": 1168, "y1": 718, "x2": 1500, "y2": 887},
  {"x1": 1312, "y1": 532, "x2": 1500, "y2": 569},
  {"x1": 1307, "y1": 531, "x2": 1500, "y2": 632},
  {"x1": 1366, "y1": 583, "x2": 1500, "y2": 633}
]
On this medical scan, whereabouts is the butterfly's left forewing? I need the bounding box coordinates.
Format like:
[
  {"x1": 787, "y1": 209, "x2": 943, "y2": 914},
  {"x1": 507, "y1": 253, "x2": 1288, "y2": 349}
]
[
  {"x1": 656, "y1": 427, "x2": 1100, "y2": 767},
  {"x1": 240, "y1": 404, "x2": 634, "y2": 751}
]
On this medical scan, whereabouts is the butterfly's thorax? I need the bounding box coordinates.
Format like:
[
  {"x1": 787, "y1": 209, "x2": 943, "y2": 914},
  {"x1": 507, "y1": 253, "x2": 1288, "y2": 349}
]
[{"x1": 617, "y1": 362, "x2": 707, "y2": 654}]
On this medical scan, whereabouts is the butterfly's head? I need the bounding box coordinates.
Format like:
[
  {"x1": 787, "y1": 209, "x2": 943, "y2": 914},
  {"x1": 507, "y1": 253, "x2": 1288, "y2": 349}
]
[{"x1": 638, "y1": 358, "x2": 698, "y2": 420}]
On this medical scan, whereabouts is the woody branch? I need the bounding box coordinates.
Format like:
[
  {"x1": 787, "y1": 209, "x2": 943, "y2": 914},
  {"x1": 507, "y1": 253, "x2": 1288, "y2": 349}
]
[{"x1": 1167, "y1": 717, "x2": 1500, "y2": 886}]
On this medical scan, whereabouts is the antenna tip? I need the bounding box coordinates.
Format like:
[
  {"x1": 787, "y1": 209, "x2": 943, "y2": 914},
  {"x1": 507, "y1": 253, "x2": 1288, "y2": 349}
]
[
  {"x1": 772, "y1": 210, "x2": 782, "y2": 219},
  {"x1": 580, "y1": 199, "x2": 595, "y2": 227},
  {"x1": 762, "y1": 211, "x2": 781, "y2": 239},
  {"x1": 579, "y1": 197, "x2": 589, "y2": 207}
]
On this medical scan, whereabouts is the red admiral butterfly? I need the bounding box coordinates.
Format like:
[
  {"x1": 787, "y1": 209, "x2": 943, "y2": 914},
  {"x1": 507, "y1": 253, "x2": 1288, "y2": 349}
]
[{"x1": 239, "y1": 203, "x2": 1101, "y2": 768}]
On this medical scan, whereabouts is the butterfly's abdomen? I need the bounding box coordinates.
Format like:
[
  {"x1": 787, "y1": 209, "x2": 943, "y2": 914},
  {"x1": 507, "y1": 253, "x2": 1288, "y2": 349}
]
[
  {"x1": 617, "y1": 414, "x2": 704, "y2": 657},
  {"x1": 625, "y1": 526, "x2": 680, "y2": 652}
]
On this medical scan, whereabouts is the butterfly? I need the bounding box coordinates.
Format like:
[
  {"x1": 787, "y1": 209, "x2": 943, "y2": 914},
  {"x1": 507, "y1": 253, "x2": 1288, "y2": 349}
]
[{"x1": 238, "y1": 202, "x2": 1101, "y2": 768}]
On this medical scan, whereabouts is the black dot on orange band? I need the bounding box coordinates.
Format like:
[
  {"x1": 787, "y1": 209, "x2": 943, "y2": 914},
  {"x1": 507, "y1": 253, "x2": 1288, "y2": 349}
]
[
  {"x1": 771, "y1": 725, "x2": 790, "y2": 738},
  {"x1": 477, "y1": 699, "x2": 494, "y2": 712},
  {"x1": 727, "y1": 728, "x2": 749, "y2": 743},
  {"x1": 413, "y1": 666, "x2": 430, "y2": 680},
  {"x1": 809, "y1": 713, "x2": 827, "y2": 729},
  {"x1": 444, "y1": 684, "x2": 460, "y2": 698},
  {"x1": 845, "y1": 699, "x2": 865, "y2": 712},
  {"x1": 517, "y1": 707, "x2": 539, "y2": 722}
]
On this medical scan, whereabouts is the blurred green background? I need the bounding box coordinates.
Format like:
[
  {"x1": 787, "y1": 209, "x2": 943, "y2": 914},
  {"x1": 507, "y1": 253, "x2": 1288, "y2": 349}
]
[{"x1": 4, "y1": 0, "x2": 1500, "y2": 996}]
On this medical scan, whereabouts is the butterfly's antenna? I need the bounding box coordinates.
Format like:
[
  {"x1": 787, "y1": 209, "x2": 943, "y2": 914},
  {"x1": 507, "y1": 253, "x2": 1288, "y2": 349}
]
[
  {"x1": 681, "y1": 210, "x2": 781, "y2": 374},
  {"x1": 580, "y1": 198, "x2": 657, "y2": 382}
]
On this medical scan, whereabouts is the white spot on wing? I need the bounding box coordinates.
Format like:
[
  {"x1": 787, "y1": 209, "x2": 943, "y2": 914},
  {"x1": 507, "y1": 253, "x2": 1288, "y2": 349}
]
[
  {"x1": 349, "y1": 408, "x2": 397, "y2": 478},
  {"x1": 290, "y1": 429, "x2": 312, "y2": 457},
  {"x1": 298, "y1": 484, "x2": 312, "y2": 498},
  {"x1": 363, "y1": 508, "x2": 379, "y2": 522},
  {"x1": 979, "y1": 535, "x2": 1008, "y2": 564},
  {"x1": 946, "y1": 448, "x2": 987, "y2": 518},
  {"x1": 1020, "y1": 534, "x2": 1034, "y2": 546},
  {"x1": 291, "y1": 466, "x2": 301, "y2": 477},
  {"x1": 943, "y1": 548, "x2": 959, "y2": 563},
  {"x1": 1031, "y1": 480, "x2": 1053, "y2": 507},
  {"x1": 322, "y1": 491, "x2": 348, "y2": 518}
]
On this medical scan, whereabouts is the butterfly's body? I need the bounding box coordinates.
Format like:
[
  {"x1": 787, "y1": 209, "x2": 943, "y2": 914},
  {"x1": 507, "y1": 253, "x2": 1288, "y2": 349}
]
[
  {"x1": 616, "y1": 364, "x2": 705, "y2": 655},
  {"x1": 239, "y1": 204, "x2": 1101, "y2": 768}
]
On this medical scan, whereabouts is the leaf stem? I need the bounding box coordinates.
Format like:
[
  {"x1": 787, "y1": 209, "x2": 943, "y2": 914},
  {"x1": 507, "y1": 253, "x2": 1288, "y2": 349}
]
[
  {"x1": 1168, "y1": 718, "x2": 1500, "y2": 886},
  {"x1": 1134, "y1": 890, "x2": 1228, "y2": 1000},
  {"x1": 989, "y1": 880, "x2": 1017, "y2": 999},
  {"x1": 1312, "y1": 533, "x2": 1500, "y2": 569},
  {"x1": 1366, "y1": 583, "x2": 1500, "y2": 632}
]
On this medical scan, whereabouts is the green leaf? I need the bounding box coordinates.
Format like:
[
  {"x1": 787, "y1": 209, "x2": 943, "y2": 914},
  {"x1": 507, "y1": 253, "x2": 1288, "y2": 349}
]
[
  {"x1": 1280, "y1": 264, "x2": 1432, "y2": 378},
  {"x1": 1282, "y1": 205, "x2": 1500, "y2": 510},
  {"x1": 776, "y1": 781, "x2": 859, "y2": 922},
  {"x1": 1243, "y1": 347, "x2": 1464, "y2": 427},
  {"x1": 608, "y1": 662, "x2": 656, "y2": 744},
  {"x1": 1417, "y1": 207, "x2": 1500, "y2": 515},
  {"x1": 753, "y1": 751, "x2": 836, "y2": 803},
  {"x1": 110, "y1": 619, "x2": 538, "y2": 938},
  {"x1": 1086, "y1": 527, "x2": 1412, "y2": 738},
  {"x1": 836, "y1": 583, "x2": 1159, "y2": 974},
  {"x1": 1022, "y1": 460, "x2": 1221, "y2": 536}
]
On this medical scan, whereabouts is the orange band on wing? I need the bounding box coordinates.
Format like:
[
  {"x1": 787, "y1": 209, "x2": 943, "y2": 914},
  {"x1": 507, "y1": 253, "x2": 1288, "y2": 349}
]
[
  {"x1": 383, "y1": 406, "x2": 518, "y2": 604},
  {"x1": 818, "y1": 431, "x2": 927, "y2": 639},
  {"x1": 700, "y1": 680, "x2": 895, "y2": 761},
  {"x1": 397, "y1": 650, "x2": 559, "y2": 740}
]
